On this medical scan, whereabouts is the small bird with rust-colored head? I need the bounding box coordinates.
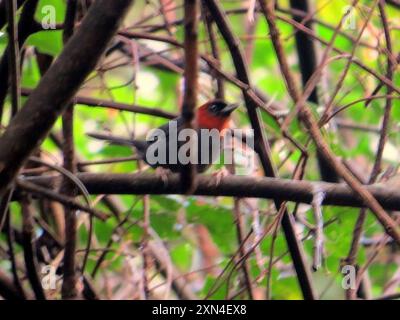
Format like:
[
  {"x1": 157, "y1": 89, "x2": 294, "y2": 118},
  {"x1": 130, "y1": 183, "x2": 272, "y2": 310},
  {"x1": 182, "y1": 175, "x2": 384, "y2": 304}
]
[{"x1": 88, "y1": 99, "x2": 239, "y2": 173}]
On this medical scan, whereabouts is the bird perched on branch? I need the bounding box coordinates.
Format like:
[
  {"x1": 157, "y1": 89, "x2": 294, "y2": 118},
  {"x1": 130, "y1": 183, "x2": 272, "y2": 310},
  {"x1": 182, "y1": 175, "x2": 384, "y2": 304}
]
[{"x1": 88, "y1": 100, "x2": 239, "y2": 173}]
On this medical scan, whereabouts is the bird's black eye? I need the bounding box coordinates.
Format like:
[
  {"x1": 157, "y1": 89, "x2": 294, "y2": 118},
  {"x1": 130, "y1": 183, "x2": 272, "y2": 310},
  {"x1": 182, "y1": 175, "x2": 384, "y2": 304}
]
[
  {"x1": 208, "y1": 102, "x2": 226, "y2": 114},
  {"x1": 209, "y1": 104, "x2": 219, "y2": 113}
]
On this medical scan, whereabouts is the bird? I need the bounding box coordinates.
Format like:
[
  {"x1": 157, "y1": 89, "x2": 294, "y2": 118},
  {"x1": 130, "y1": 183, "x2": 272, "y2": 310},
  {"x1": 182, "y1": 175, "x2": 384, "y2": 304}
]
[{"x1": 87, "y1": 99, "x2": 239, "y2": 173}]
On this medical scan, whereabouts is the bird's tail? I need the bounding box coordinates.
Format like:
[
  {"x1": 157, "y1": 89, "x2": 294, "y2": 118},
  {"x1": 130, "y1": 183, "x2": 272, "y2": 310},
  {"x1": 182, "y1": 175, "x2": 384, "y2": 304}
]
[{"x1": 87, "y1": 132, "x2": 148, "y2": 156}]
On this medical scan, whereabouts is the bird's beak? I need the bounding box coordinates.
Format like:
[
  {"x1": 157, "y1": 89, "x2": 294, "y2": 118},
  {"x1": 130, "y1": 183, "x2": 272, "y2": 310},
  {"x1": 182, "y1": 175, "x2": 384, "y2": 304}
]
[{"x1": 220, "y1": 103, "x2": 239, "y2": 116}]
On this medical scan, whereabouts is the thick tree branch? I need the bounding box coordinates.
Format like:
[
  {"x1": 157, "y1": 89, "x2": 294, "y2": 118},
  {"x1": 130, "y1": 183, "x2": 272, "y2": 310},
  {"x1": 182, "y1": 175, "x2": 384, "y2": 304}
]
[
  {"x1": 0, "y1": 0, "x2": 134, "y2": 197},
  {"x1": 25, "y1": 172, "x2": 400, "y2": 211}
]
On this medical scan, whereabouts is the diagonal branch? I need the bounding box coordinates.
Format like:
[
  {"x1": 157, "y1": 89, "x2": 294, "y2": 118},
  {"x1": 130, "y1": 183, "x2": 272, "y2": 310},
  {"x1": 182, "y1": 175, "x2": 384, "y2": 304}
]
[
  {"x1": 0, "y1": 268, "x2": 26, "y2": 300},
  {"x1": 289, "y1": 0, "x2": 339, "y2": 183},
  {"x1": 0, "y1": 0, "x2": 134, "y2": 197},
  {"x1": 259, "y1": 0, "x2": 400, "y2": 245},
  {"x1": 345, "y1": 0, "x2": 395, "y2": 300},
  {"x1": 203, "y1": 0, "x2": 316, "y2": 300}
]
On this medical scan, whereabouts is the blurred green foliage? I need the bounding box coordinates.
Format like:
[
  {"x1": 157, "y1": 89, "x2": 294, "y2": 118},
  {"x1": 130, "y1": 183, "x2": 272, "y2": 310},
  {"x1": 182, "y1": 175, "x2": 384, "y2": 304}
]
[{"x1": 7, "y1": 0, "x2": 400, "y2": 299}]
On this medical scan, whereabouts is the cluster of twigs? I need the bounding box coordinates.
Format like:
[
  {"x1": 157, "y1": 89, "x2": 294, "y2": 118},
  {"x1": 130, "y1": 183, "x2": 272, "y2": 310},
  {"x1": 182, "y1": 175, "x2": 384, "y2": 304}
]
[{"x1": 0, "y1": 0, "x2": 399, "y2": 300}]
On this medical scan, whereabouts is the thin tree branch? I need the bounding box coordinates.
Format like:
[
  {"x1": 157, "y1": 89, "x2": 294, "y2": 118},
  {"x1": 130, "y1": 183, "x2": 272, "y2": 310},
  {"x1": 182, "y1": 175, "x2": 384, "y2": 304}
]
[
  {"x1": 16, "y1": 179, "x2": 109, "y2": 220},
  {"x1": 180, "y1": 0, "x2": 199, "y2": 194},
  {"x1": 289, "y1": 0, "x2": 339, "y2": 183},
  {"x1": 21, "y1": 196, "x2": 46, "y2": 299},
  {"x1": 345, "y1": 0, "x2": 395, "y2": 300},
  {"x1": 386, "y1": 0, "x2": 400, "y2": 8},
  {"x1": 61, "y1": 0, "x2": 79, "y2": 299},
  {"x1": 0, "y1": 0, "x2": 25, "y2": 29},
  {"x1": 258, "y1": 0, "x2": 400, "y2": 246},
  {"x1": 6, "y1": 0, "x2": 21, "y2": 117},
  {"x1": 5, "y1": 211, "x2": 26, "y2": 298},
  {"x1": 203, "y1": 4, "x2": 225, "y2": 100}
]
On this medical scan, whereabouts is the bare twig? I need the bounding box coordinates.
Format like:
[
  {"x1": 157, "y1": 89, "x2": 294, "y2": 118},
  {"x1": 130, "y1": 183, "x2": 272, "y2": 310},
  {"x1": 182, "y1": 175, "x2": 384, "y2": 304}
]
[
  {"x1": 6, "y1": 0, "x2": 21, "y2": 117},
  {"x1": 5, "y1": 212, "x2": 26, "y2": 298},
  {"x1": 61, "y1": 0, "x2": 79, "y2": 299},
  {"x1": 21, "y1": 88, "x2": 176, "y2": 119},
  {"x1": 386, "y1": 0, "x2": 400, "y2": 8},
  {"x1": 258, "y1": 0, "x2": 400, "y2": 246},
  {"x1": 21, "y1": 196, "x2": 46, "y2": 299},
  {"x1": 345, "y1": 0, "x2": 395, "y2": 300},
  {"x1": 289, "y1": 0, "x2": 339, "y2": 183},
  {"x1": 203, "y1": 4, "x2": 225, "y2": 99},
  {"x1": 0, "y1": 0, "x2": 26, "y2": 29},
  {"x1": 17, "y1": 179, "x2": 109, "y2": 220},
  {"x1": 0, "y1": 0, "x2": 39, "y2": 122},
  {"x1": 0, "y1": 188, "x2": 13, "y2": 233}
]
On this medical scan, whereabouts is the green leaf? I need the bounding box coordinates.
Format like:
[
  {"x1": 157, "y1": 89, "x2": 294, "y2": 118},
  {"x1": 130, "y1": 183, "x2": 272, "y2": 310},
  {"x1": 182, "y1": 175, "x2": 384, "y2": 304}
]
[{"x1": 26, "y1": 30, "x2": 63, "y2": 56}]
